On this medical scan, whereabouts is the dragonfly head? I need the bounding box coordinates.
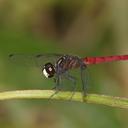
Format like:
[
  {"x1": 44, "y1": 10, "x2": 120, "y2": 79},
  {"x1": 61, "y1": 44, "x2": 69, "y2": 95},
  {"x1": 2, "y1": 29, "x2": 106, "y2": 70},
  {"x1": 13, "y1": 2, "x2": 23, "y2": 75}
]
[{"x1": 42, "y1": 62, "x2": 55, "y2": 78}]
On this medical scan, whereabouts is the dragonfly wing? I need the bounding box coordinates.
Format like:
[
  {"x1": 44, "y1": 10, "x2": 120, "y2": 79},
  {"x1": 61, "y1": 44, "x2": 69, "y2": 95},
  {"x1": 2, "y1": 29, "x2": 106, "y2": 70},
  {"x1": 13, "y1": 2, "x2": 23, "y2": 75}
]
[
  {"x1": 9, "y1": 53, "x2": 63, "y2": 68},
  {"x1": 9, "y1": 54, "x2": 36, "y2": 67}
]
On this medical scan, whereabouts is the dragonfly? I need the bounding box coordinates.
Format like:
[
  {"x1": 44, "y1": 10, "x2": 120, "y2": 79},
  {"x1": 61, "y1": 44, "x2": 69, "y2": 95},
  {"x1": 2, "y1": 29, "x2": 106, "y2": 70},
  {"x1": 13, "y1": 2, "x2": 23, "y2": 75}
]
[{"x1": 9, "y1": 54, "x2": 128, "y2": 99}]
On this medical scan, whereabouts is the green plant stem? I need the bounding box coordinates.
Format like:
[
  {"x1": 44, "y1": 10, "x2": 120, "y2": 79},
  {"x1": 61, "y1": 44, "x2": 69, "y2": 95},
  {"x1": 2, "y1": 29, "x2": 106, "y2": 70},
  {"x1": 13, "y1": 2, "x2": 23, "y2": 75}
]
[{"x1": 0, "y1": 90, "x2": 127, "y2": 109}]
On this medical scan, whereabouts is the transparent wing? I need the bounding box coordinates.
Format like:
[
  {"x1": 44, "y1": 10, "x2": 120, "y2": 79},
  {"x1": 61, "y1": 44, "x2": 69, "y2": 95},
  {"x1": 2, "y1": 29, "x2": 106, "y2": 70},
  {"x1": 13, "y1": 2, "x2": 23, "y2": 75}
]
[{"x1": 9, "y1": 53, "x2": 63, "y2": 68}]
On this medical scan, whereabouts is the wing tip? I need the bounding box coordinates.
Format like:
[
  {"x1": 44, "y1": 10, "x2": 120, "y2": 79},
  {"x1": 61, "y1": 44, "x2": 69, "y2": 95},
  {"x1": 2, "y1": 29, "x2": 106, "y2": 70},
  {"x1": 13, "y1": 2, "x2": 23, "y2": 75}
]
[
  {"x1": 9, "y1": 54, "x2": 14, "y2": 58},
  {"x1": 35, "y1": 54, "x2": 42, "y2": 58}
]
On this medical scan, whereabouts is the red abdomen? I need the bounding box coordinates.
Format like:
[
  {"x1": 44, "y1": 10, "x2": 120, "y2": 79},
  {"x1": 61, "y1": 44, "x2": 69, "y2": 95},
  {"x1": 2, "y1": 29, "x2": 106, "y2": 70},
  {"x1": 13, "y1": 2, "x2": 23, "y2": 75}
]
[{"x1": 83, "y1": 55, "x2": 128, "y2": 65}]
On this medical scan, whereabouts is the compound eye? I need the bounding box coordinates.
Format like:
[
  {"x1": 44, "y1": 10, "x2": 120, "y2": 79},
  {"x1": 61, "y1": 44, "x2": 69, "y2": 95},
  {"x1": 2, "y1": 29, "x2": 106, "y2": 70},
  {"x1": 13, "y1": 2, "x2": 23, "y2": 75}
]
[{"x1": 42, "y1": 63, "x2": 55, "y2": 78}]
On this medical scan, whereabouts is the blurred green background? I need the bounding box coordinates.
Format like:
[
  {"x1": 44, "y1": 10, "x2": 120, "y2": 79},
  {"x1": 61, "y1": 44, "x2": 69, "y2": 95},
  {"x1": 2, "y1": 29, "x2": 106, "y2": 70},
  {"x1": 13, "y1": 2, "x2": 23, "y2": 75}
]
[{"x1": 0, "y1": 0, "x2": 128, "y2": 128}]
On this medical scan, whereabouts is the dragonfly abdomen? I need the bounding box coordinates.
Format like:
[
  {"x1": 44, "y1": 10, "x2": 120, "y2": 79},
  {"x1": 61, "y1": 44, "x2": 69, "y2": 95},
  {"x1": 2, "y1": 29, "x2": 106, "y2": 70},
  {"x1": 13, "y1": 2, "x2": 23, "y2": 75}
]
[{"x1": 83, "y1": 55, "x2": 128, "y2": 65}]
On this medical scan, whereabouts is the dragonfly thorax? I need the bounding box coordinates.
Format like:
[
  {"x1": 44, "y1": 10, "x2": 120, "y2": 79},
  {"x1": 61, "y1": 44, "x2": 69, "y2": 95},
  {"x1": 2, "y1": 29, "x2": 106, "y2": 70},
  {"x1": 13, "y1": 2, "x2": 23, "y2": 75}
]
[{"x1": 55, "y1": 55, "x2": 82, "y2": 73}]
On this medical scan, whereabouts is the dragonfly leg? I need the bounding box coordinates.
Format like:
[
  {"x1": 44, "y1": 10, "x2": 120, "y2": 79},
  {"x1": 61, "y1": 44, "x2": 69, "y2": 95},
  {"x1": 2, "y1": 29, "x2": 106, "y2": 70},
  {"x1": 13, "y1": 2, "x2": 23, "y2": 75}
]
[
  {"x1": 80, "y1": 65, "x2": 87, "y2": 101},
  {"x1": 64, "y1": 73, "x2": 77, "y2": 100},
  {"x1": 49, "y1": 75, "x2": 62, "y2": 99}
]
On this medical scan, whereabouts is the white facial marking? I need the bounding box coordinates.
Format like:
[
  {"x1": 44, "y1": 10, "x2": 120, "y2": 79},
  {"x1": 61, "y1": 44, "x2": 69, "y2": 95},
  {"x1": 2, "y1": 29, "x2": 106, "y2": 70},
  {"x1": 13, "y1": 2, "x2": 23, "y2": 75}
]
[{"x1": 43, "y1": 69, "x2": 49, "y2": 78}]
